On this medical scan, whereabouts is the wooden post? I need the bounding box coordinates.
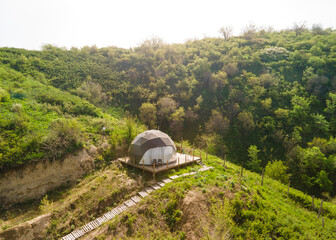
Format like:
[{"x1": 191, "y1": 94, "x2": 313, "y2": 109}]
[
  {"x1": 322, "y1": 217, "x2": 324, "y2": 227},
  {"x1": 178, "y1": 157, "x2": 180, "y2": 169},
  {"x1": 143, "y1": 159, "x2": 144, "y2": 175},
  {"x1": 318, "y1": 200, "x2": 324, "y2": 218},
  {"x1": 200, "y1": 151, "x2": 202, "y2": 160},
  {"x1": 153, "y1": 162, "x2": 156, "y2": 181},
  {"x1": 261, "y1": 168, "x2": 265, "y2": 186},
  {"x1": 180, "y1": 138, "x2": 183, "y2": 153},
  {"x1": 206, "y1": 149, "x2": 208, "y2": 161},
  {"x1": 185, "y1": 154, "x2": 187, "y2": 163},
  {"x1": 192, "y1": 149, "x2": 194, "y2": 161}
]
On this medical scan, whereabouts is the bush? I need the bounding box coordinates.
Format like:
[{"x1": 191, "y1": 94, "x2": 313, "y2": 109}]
[
  {"x1": 0, "y1": 87, "x2": 10, "y2": 102},
  {"x1": 265, "y1": 160, "x2": 289, "y2": 184},
  {"x1": 42, "y1": 118, "x2": 84, "y2": 160},
  {"x1": 11, "y1": 103, "x2": 23, "y2": 113},
  {"x1": 11, "y1": 89, "x2": 26, "y2": 99},
  {"x1": 36, "y1": 90, "x2": 101, "y2": 117}
]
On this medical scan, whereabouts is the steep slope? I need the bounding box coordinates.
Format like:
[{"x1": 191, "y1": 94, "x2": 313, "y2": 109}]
[
  {"x1": 0, "y1": 65, "x2": 146, "y2": 206},
  {"x1": 0, "y1": 65, "x2": 144, "y2": 171},
  {"x1": 1, "y1": 29, "x2": 336, "y2": 198},
  {"x1": 1, "y1": 151, "x2": 335, "y2": 239},
  {"x1": 81, "y1": 153, "x2": 336, "y2": 239}
]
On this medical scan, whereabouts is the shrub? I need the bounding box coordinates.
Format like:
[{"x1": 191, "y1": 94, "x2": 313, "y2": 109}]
[
  {"x1": 10, "y1": 113, "x2": 29, "y2": 132},
  {"x1": 0, "y1": 87, "x2": 10, "y2": 102},
  {"x1": 11, "y1": 103, "x2": 23, "y2": 113},
  {"x1": 11, "y1": 89, "x2": 26, "y2": 99},
  {"x1": 164, "y1": 199, "x2": 182, "y2": 230},
  {"x1": 39, "y1": 194, "x2": 54, "y2": 213},
  {"x1": 42, "y1": 118, "x2": 84, "y2": 160},
  {"x1": 265, "y1": 160, "x2": 289, "y2": 184}
]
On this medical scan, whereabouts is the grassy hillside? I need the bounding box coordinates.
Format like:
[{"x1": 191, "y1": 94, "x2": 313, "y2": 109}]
[
  {"x1": 0, "y1": 65, "x2": 145, "y2": 170},
  {"x1": 1, "y1": 28, "x2": 335, "y2": 197},
  {"x1": 0, "y1": 27, "x2": 335, "y2": 239},
  {"x1": 1, "y1": 150, "x2": 335, "y2": 239}
]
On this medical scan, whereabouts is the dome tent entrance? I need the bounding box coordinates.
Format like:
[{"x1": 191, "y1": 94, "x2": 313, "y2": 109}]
[
  {"x1": 140, "y1": 146, "x2": 175, "y2": 165},
  {"x1": 129, "y1": 130, "x2": 176, "y2": 165}
]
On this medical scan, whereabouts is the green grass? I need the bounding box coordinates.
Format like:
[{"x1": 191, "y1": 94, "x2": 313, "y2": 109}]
[
  {"x1": 0, "y1": 65, "x2": 146, "y2": 170},
  {"x1": 97, "y1": 151, "x2": 336, "y2": 239},
  {"x1": 2, "y1": 150, "x2": 334, "y2": 239},
  {"x1": 0, "y1": 96, "x2": 335, "y2": 239}
]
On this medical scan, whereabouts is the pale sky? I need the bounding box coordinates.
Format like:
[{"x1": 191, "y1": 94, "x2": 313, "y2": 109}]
[{"x1": 0, "y1": 0, "x2": 335, "y2": 50}]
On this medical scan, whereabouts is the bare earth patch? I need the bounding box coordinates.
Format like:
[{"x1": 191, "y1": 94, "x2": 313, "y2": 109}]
[{"x1": 180, "y1": 189, "x2": 210, "y2": 240}]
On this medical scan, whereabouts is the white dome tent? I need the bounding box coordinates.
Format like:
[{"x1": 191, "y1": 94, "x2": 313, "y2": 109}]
[{"x1": 129, "y1": 130, "x2": 177, "y2": 165}]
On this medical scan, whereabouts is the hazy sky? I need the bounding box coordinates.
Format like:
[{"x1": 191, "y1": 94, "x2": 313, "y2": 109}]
[{"x1": 0, "y1": 0, "x2": 335, "y2": 50}]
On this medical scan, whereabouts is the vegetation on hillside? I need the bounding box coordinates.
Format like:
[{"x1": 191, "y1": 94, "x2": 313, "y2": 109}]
[
  {"x1": 1, "y1": 149, "x2": 335, "y2": 239},
  {"x1": 0, "y1": 25, "x2": 335, "y2": 198},
  {"x1": 0, "y1": 66, "x2": 144, "y2": 170}
]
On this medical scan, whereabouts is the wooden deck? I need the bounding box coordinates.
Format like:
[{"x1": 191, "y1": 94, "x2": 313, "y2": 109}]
[{"x1": 118, "y1": 153, "x2": 200, "y2": 173}]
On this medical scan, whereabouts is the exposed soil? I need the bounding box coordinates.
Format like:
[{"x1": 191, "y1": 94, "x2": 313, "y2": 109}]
[{"x1": 179, "y1": 189, "x2": 210, "y2": 240}]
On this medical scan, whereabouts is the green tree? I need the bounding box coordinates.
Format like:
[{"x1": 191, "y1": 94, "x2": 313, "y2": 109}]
[
  {"x1": 139, "y1": 102, "x2": 157, "y2": 129},
  {"x1": 246, "y1": 145, "x2": 261, "y2": 173},
  {"x1": 170, "y1": 107, "x2": 185, "y2": 139},
  {"x1": 157, "y1": 97, "x2": 177, "y2": 131},
  {"x1": 205, "y1": 110, "x2": 230, "y2": 135},
  {"x1": 265, "y1": 160, "x2": 289, "y2": 184},
  {"x1": 237, "y1": 111, "x2": 255, "y2": 133},
  {"x1": 315, "y1": 170, "x2": 333, "y2": 193}
]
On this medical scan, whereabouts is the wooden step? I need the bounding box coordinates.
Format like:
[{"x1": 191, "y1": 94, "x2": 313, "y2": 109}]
[
  {"x1": 114, "y1": 206, "x2": 121, "y2": 214},
  {"x1": 131, "y1": 195, "x2": 142, "y2": 203},
  {"x1": 69, "y1": 233, "x2": 76, "y2": 240},
  {"x1": 162, "y1": 178, "x2": 173, "y2": 183},
  {"x1": 96, "y1": 218, "x2": 103, "y2": 225},
  {"x1": 138, "y1": 191, "x2": 149, "y2": 198},
  {"x1": 90, "y1": 221, "x2": 98, "y2": 228},
  {"x1": 82, "y1": 225, "x2": 89, "y2": 233},
  {"x1": 182, "y1": 172, "x2": 196, "y2": 176},
  {"x1": 152, "y1": 184, "x2": 161, "y2": 190},
  {"x1": 74, "y1": 229, "x2": 82, "y2": 238},
  {"x1": 104, "y1": 212, "x2": 114, "y2": 220},
  {"x1": 72, "y1": 230, "x2": 79, "y2": 238},
  {"x1": 124, "y1": 199, "x2": 136, "y2": 207},
  {"x1": 100, "y1": 215, "x2": 108, "y2": 222},
  {"x1": 87, "y1": 222, "x2": 95, "y2": 229},
  {"x1": 169, "y1": 175, "x2": 180, "y2": 180},
  {"x1": 158, "y1": 182, "x2": 165, "y2": 187},
  {"x1": 111, "y1": 209, "x2": 118, "y2": 215},
  {"x1": 62, "y1": 235, "x2": 72, "y2": 240},
  {"x1": 120, "y1": 204, "x2": 128, "y2": 211},
  {"x1": 66, "y1": 233, "x2": 75, "y2": 240},
  {"x1": 145, "y1": 187, "x2": 154, "y2": 193}
]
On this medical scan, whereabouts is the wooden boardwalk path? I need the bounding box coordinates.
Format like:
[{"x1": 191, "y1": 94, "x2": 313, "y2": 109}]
[{"x1": 61, "y1": 165, "x2": 213, "y2": 240}]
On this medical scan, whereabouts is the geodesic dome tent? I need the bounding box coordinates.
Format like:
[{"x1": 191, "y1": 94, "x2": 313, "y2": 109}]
[{"x1": 129, "y1": 130, "x2": 177, "y2": 165}]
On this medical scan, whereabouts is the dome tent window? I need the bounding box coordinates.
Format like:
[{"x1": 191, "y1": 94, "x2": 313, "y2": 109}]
[{"x1": 129, "y1": 130, "x2": 177, "y2": 165}]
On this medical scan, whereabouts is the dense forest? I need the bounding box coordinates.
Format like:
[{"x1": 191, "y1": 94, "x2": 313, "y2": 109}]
[{"x1": 0, "y1": 25, "x2": 335, "y2": 198}]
